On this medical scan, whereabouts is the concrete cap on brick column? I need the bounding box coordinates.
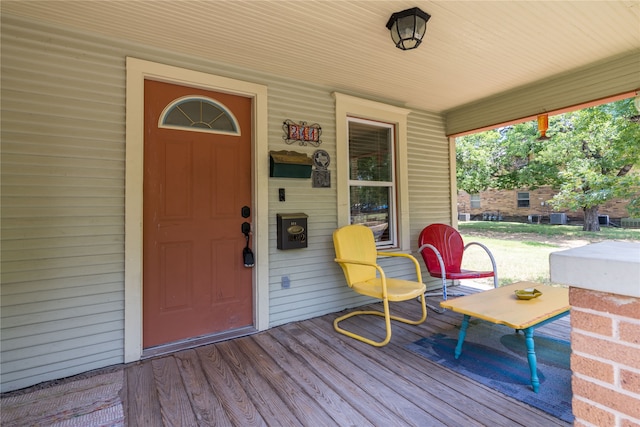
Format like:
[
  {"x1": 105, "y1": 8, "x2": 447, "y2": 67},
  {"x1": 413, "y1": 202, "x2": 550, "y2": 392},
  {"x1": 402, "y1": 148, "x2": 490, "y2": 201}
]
[{"x1": 550, "y1": 241, "x2": 640, "y2": 298}]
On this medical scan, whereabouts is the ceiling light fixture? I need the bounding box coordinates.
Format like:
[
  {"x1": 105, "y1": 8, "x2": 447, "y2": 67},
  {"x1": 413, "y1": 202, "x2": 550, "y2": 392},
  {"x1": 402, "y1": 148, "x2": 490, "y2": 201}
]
[{"x1": 386, "y1": 7, "x2": 431, "y2": 50}]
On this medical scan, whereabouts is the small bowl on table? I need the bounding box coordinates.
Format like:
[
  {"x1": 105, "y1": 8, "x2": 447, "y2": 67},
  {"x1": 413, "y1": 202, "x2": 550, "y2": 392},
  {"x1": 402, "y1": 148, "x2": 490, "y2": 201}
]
[{"x1": 514, "y1": 288, "x2": 542, "y2": 300}]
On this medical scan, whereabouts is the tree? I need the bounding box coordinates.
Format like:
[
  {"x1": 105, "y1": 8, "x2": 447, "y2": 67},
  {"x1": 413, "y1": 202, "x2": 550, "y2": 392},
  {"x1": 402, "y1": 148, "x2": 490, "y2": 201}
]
[{"x1": 456, "y1": 98, "x2": 640, "y2": 231}]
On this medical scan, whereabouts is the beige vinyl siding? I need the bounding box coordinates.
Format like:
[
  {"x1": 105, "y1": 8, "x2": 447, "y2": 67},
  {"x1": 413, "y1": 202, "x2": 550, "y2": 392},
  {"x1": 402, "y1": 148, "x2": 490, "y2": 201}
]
[
  {"x1": 445, "y1": 49, "x2": 640, "y2": 135},
  {"x1": 1, "y1": 14, "x2": 451, "y2": 391},
  {"x1": 407, "y1": 110, "x2": 454, "y2": 289},
  {"x1": 1, "y1": 17, "x2": 126, "y2": 391},
  {"x1": 265, "y1": 82, "x2": 347, "y2": 326}
]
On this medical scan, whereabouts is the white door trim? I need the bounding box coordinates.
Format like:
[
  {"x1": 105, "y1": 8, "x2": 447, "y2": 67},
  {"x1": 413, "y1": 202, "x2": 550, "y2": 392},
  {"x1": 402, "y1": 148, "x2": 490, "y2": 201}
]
[{"x1": 124, "y1": 57, "x2": 269, "y2": 363}]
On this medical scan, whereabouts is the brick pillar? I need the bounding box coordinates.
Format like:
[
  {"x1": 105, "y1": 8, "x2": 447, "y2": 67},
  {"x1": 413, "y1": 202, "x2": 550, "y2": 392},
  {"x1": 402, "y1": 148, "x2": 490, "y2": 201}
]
[
  {"x1": 569, "y1": 288, "x2": 640, "y2": 426},
  {"x1": 550, "y1": 241, "x2": 640, "y2": 427}
]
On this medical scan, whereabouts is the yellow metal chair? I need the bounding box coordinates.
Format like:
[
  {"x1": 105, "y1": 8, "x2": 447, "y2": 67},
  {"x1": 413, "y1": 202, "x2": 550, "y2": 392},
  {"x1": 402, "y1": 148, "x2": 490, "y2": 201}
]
[{"x1": 333, "y1": 224, "x2": 428, "y2": 346}]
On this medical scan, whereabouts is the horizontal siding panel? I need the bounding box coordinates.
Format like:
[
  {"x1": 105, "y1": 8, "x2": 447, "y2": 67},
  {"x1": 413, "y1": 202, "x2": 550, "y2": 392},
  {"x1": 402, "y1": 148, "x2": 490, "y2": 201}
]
[
  {"x1": 1, "y1": 301, "x2": 123, "y2": 331},
  {"x1": 0, "y1": 196, "x2": 122, "y2": 209},
  {"x1": 1, "y1": 43, "x2": 124, "y2": 80},
  {"x1": 2, "y1": 282, "x2": 122, "y2": 307},
  {"x1": 1, "y1": 112, "x2": 124, "y2": 140},
  {"x1": 0, "y1": 349, "x2": 123, "y2": 391},
  {"x1": 1, "y1": 263, "x2": 123, "y2": 288},
  {"x1": 2, "y1": 91, "x2": 123, "y2": 125},
  {"x1": 2, "y1": 339, "x2": 123, "y2": 380},
  {"x1": 1, "y1": 311, "x2": 121, "y2": 341},
  {"x1": 1, "y1": 243, "x2": 122, "y2": 263},
  {"x1": 1, "y1": 289, "x2": 123, "y2": 320},
  {"x1": 2, "y1": 216, "x2": 122, "y2": 229},
  {"x1": 1, "y1": 226, "x2": 123, "y2": 241},
  {"x1": 2, "y1": 163, "x2": 123, "y2": 181},
  {"x1": 2, "y1": 176, "x2": 123, "y2": 190},
  {"x1": 1, "y1": 272, "x2": 123, "y2": 296},
  {"x1": 446, "y1": 50, "x2": 640, "y2": 135},
  {"x1": 1, "y1": 139, "x2": 124, "y2": 160},
  {"x1": 3, "y1": 320, "x2": 122, "y2": 352}
]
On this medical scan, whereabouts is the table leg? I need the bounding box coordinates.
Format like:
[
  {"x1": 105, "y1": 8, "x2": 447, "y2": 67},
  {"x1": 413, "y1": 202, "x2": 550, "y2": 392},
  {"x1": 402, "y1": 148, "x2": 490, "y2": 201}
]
[
  {"x1": 524, "y1": 327, "x2": 539, "y2": 393},
  {"x1": 454, "y1": 315, "x2": 470, "y2": 359}
]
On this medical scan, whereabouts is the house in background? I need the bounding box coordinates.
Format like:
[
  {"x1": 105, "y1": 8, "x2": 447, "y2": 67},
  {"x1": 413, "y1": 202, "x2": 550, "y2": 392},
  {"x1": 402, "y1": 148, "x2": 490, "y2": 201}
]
[
  {"x1": 1, "y1": 2, "x2": 639, "y2": 394},
  {"x1": 458, "y1": 188, "x2": 634, "y2": 225}
]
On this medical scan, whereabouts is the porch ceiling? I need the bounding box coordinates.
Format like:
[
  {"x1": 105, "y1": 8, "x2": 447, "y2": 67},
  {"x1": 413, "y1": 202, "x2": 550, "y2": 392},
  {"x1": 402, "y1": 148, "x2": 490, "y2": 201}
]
[{"x1": 3, "y1": 1, "x2": 639, "y2": 113}]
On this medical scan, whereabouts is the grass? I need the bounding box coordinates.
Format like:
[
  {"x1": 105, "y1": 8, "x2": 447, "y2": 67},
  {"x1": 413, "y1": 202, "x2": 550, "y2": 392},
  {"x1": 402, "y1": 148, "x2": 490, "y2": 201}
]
[
  {"x1": 455, "y1": 221, "x2": 640, "y2": 287},
  {"x1": 458, "y1": 221, "x2": 640, "y2": 240},
  {"x1": 456, "y1": 234, "x2": 560, "y2": 286}
]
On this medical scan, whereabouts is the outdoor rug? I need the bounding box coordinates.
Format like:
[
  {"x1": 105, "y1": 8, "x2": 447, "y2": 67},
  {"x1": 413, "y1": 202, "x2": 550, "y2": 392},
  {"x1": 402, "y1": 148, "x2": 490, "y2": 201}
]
[
  {"x1": 0, "y1": 370, "x2": 124, "y2": 427},
  {"x1": 407, "y1": 320, "x2": 573, "y2": 423}
]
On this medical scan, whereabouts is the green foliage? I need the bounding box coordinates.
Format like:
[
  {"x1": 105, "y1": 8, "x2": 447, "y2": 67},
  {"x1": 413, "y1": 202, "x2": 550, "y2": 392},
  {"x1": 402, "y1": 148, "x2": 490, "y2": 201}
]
[
  {"x1": 456, "y1": 129, "x2": 502, "y2": 193},
  {"x1": 456, "y1": 98, "x2": 640, "y2": 217},
  {"x1": 458, "y1": 221, "x2": 640, "y2": 241}
]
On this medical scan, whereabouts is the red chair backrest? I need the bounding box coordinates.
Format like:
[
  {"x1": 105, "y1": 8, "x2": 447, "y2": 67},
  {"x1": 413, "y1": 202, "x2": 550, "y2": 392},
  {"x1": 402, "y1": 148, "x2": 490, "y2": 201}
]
[{"x1": 418, "y1": 224, "x2": 464, "y2": 275}]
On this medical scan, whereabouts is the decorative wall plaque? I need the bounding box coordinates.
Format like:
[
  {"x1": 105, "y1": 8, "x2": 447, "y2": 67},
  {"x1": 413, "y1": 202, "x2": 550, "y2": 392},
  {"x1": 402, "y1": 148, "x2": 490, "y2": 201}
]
[
  {"x1": 283, "y1": 119, "x2": 322, "y2": 147},
  {"x1": 312, "y1": 149, "x2": 331, "y2": 188}
]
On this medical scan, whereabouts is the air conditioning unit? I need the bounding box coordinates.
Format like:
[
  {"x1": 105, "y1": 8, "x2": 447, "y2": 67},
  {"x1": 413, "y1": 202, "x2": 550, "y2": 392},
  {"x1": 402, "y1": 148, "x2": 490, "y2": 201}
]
[
  {"x1": 528, "y1": 214, "x2": 541, "y2": 223},
  {"x1": 598, "y1": 215, "x2": 609, "y2": 226},
  {"x1": 550, "y1": 213, "x2": 567, "y2": 225},
  {"x1": 458, "y1": 213, "x2": 470, "y2": 221}
]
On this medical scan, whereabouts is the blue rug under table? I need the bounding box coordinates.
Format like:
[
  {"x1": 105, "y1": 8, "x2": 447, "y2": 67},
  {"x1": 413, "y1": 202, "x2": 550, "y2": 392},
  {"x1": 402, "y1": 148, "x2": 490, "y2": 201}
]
[{"x1": 407, "y1": 320, "x2": 573, "y2": 423}]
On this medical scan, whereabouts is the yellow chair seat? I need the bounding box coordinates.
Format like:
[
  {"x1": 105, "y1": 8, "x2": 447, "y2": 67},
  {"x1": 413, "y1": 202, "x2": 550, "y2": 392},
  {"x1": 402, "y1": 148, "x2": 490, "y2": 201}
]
[
  {"x1": 332, "y1": 224, "x2": 428, "y2": 347},
  {"x1": 352, "y1": 278, "x2": 426, "y2": 301}
]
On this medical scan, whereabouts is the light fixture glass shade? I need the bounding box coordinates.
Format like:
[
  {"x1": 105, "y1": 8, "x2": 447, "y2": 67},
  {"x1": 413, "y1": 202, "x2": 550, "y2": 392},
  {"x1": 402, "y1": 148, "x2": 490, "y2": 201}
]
[
  {"x1": 386, "y1": 7, "x2": 431, "y2": 50},
  {"x1": 537, "y1": 114, "x2": 550, "y2": 140}
]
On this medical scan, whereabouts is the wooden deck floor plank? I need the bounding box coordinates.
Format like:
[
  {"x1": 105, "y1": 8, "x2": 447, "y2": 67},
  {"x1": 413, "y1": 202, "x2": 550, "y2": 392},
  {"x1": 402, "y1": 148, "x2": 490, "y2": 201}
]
[
  {"x1": 195, "y1": 344, "x2": 267, "y2": 426},
  {"x1": 252, "y1": 330, "x2": 376, "y2": 427},
  {"x1": 304, "y1": 315, "x2": 503, "y2": 427},
  {"x1": 173, "y1": 349, "x2": 233, "y2": 426},
  {"x1": 278, "y1": 321, "x2": 441, "y2": 426},
  {"x1": 264, "y1": 323, "x2": 410, "y2": 426},
  {"x1": 316, "y1": 304, "x2": 570, "y2": 427},
  {"x1": 120, "y1": 285, "x2": 571, "y2": 426},
  {"x1": 151, "y1": 356, "x2": 200, "y2": 427},
  {"x1": 393, "y1": 345, "x2": 569, "y2": 427},
  {"x1": 224, "y1": 337, "x2": 331, "y2": 426},
  {"x1": 124, "y1": 361, "x2": 163, "y2": 427}
]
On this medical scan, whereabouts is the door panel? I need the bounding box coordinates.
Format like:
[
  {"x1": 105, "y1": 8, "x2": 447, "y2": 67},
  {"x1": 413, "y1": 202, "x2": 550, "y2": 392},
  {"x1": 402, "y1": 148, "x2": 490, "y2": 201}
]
[{"x1": 143, "y1": 79, "x2": 253, "y2": 348}]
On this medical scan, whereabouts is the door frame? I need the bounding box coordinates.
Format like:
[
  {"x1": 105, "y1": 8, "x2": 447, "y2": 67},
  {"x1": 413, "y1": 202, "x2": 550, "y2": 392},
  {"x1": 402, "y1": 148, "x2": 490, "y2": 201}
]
[{"x1": 124, "y1": 57, "x2": 269, "y2": 363}]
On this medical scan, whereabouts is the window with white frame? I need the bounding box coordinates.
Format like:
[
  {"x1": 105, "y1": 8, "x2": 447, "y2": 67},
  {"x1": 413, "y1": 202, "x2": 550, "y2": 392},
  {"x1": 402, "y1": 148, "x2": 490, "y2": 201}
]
[
  {"x1": 334, "y1": 93, "x2": 411, "y2": 250},
  {"x1": 517, "y1": 191, "x2": 530, "y2": 208},
  {"x1": 348, "y1": 118, "x2": 395, "y2": 245}
]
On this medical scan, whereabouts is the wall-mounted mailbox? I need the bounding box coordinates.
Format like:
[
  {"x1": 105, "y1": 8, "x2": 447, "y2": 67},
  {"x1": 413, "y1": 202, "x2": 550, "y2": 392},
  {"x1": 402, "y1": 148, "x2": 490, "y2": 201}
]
[
  {"x1": 277, "y1": 213, "x2": 308, "y2": 250},
  {"x1": 270, "y1": 150, "x2": 312, "y2": 178}
]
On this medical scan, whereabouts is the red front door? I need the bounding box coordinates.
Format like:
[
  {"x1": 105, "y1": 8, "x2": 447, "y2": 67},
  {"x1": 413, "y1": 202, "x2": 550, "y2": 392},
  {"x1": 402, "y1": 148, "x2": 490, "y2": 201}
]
[{"x1": 143, "y1": 79, "x2": 253, "y2": 348}]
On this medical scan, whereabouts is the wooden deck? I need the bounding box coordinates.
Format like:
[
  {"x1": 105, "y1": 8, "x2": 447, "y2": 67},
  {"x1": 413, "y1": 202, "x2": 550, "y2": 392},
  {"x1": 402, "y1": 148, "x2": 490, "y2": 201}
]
[{"x1": 123, "y1": 286, "x2": 571, "y2": 426}]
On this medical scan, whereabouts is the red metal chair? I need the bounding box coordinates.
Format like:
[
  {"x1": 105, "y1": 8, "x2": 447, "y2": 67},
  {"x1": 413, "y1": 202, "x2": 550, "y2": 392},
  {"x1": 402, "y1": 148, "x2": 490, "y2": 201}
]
[{"x1": 417, "y1": 224, "x2": 498, "y2": 307}]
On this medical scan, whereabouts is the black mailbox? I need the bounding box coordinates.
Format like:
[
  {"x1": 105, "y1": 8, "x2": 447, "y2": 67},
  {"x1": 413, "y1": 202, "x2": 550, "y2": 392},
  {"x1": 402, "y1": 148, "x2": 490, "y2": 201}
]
[{"x1": 277, "y1": 213, "x2": 308, "y2": 250}]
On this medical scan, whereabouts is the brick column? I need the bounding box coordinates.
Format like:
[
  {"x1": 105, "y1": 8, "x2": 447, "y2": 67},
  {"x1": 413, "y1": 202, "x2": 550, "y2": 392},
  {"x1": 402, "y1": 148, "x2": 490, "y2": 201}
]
[
  {"x1": 570, "y1": 288, "x2": 640, "y2": 426},
  {"x1": 550, "y1": 241, "x2": 640, "y2": 427}
]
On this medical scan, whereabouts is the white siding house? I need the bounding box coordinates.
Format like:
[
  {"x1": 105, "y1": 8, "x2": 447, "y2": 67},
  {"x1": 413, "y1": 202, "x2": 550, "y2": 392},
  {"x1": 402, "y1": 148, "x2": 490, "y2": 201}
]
[
  {"x1": 1, "y1": 7, "x2": 638, "y2": 393},
  {"x1": 0, "y1": 15, "x2": 453, "y2": 392}
]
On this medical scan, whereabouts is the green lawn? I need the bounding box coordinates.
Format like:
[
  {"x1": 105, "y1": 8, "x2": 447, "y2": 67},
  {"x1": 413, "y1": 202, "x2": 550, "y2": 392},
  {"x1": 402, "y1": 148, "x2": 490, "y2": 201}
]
[
  {"x1": 458, "y1": 221, "x2": 640, "y2": 241},
  {"x1": 456, "y1": 221, "x2": 640, "y2": 286}
]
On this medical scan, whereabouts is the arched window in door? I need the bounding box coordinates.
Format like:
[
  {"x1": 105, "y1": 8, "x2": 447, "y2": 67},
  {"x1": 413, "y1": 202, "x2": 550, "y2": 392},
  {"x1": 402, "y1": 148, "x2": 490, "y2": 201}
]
[{"x1": 159, "y1": 96, "x2": 240, "y2": 135}]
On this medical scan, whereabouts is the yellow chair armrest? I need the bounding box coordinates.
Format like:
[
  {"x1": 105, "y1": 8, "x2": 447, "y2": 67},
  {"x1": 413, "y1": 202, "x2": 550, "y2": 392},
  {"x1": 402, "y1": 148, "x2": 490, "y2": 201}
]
[
  {"x1": 334, "y1": 258, "x2": 379, "y2": 268},
  {"x1": 376, "y1": 252, "x2": 423, "y2": 283},
  {"x1": 334, "y1": 258, "x2": 389, "y2": 296}
]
